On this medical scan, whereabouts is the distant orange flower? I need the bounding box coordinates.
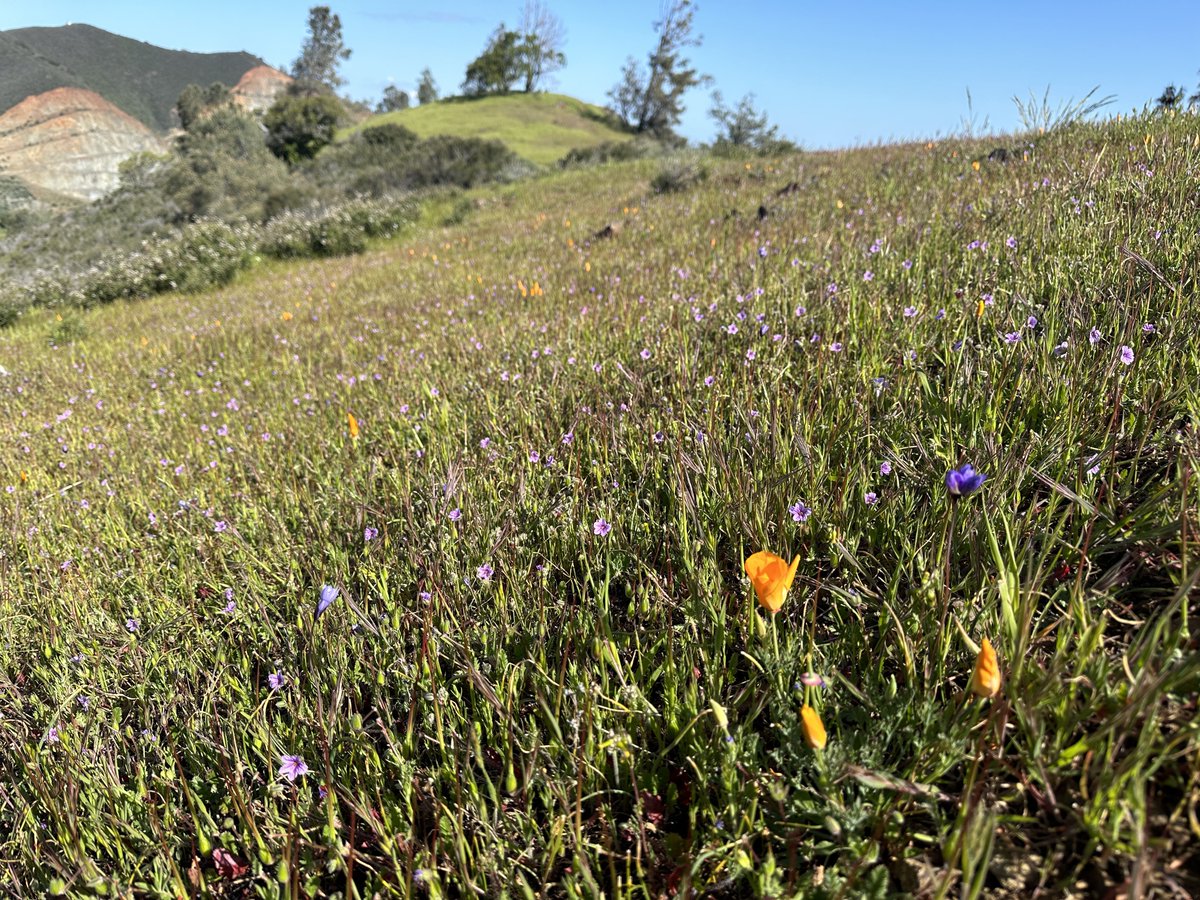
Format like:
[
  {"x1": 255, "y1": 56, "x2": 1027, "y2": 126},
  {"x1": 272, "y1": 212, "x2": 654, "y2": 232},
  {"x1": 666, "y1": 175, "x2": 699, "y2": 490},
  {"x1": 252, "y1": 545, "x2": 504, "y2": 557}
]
[
  {"x1": 281, "y1": 311, "x2": 293, "y2": 321},
  {"x1": 744, "y1": 550, "x2": 800, "y2": 614},
  {"x1": 976, "y1": 299, "x2": 986, "y2": 319},
  {"x1": 970, "y1": 638, "x2": 1001, "y2": 698},
  {"x1": 347, "y1": 412, "x2": 359, "y2": 440},
  {"x1": 800, "y1": 705, "x2": 827, "y2": 749}
]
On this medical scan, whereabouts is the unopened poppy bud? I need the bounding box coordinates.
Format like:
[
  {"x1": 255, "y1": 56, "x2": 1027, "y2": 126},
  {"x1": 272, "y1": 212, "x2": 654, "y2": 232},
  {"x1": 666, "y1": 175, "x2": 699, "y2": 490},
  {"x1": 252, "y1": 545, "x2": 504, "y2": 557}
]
[{"x1": 800, "y1": 704, "x2": 827, "y2": 750}]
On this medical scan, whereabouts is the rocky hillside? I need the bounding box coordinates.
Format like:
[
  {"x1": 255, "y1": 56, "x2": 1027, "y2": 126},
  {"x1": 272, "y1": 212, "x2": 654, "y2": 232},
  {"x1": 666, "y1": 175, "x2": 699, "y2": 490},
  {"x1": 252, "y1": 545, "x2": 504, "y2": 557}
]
[
  {"x1": 0, "y1": 24, "x2": 289, "y2": 202},
  {"x1": 0, "y1": 88, "x2": 166, "y2": 202}
]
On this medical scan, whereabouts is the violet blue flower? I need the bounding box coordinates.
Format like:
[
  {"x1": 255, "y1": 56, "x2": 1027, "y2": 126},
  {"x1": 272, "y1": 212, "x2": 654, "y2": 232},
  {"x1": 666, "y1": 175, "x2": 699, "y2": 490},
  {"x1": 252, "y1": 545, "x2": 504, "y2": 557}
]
[
  {"x1": 945, "y1": 464, "x2": 987, "y2": 498},
  {"x1": 278, "y1": 754, "x2": 309, "y2": 782},
  {"x1": 316, "y1": 585, "x2": 340, "y2": 617}
]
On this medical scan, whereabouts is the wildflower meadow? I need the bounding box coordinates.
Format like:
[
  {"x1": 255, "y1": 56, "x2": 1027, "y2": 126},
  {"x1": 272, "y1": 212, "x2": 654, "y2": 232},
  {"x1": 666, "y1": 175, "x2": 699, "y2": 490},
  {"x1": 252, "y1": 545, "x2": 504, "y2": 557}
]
[{"x1": 1, "y1": 112, "x2": 1198, "y2": 897}]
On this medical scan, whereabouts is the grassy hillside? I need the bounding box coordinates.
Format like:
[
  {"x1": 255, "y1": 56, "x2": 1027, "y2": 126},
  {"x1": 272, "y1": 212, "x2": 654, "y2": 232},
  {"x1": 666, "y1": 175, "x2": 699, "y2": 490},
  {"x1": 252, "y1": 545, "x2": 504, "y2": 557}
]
[
  {"x1": 1, "y1": 114, "x2": 1199, "y2": 896},
  {"x1": 0, "y1": 24, "x2": 263, "y2": 131},
  {"x1": 349, "y1": 91, "x2": 632, "y2": 165}
]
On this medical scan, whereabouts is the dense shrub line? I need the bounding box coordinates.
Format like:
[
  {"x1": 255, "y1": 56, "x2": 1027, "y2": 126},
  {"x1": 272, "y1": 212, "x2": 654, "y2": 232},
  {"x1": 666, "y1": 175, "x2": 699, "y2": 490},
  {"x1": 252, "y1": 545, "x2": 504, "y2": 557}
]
[{"x1": 0, "y1": 194, "x2": 417, "y2": 323}]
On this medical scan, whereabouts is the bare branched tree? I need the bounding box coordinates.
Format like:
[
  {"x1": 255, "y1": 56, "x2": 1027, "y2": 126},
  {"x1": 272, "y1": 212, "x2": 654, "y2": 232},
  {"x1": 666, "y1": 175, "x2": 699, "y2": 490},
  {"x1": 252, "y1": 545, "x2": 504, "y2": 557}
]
[{"x1": 519, "y1": 1, "x2": 567, "y2": 92}]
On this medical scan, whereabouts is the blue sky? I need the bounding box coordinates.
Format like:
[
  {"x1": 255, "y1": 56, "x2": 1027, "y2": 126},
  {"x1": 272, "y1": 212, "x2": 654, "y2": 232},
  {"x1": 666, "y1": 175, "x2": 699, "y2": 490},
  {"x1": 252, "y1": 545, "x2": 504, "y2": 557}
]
[{"x1": 2, "y1": 1, "x2": 1198, "y2": 148}]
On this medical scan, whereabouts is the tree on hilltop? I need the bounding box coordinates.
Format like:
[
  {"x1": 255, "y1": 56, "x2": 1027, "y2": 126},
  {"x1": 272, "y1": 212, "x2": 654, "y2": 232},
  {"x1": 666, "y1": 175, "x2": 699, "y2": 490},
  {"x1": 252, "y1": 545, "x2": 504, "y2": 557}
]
[
  {"x1": 462, "y1": 25, "x2": 525, "y2": 96},
  {"x1": 519, "y1": 1, "x2": 567, "y2": 92},
  {"x1": 608, "y1": 0, "x2": 707, "y2": 139}
]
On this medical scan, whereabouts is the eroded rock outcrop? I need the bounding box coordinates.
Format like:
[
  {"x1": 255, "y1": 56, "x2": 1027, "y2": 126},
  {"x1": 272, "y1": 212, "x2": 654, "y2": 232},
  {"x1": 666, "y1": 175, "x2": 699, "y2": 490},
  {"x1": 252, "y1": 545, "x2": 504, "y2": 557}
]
[
  {"x1": 0, "y1": 87, "x2": 166, "y2": 201},
  {"x1": 231, "y1": 66, "x2": 292, "y2": 113}
]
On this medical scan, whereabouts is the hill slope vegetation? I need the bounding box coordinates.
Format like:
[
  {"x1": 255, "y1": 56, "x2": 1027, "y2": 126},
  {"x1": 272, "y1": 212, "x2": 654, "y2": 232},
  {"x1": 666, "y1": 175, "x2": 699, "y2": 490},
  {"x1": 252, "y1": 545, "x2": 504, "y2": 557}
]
[
  {"x1": 1, "y1": 115, "x2": 1198, "y2": 895},
  {"x1": 350, "y1": 91, "x2": 632, "y2": 165}
]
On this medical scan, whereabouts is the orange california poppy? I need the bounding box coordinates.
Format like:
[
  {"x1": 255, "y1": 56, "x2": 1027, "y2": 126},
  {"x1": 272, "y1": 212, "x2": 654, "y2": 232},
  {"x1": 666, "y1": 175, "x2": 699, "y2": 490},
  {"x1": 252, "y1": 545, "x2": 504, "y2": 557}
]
[
  {"x1": 744, "y1": 550, "x2": 801, "y2": 614},
  {"x1": 800, "y1": 705, "x2": 827, "y2": 749},
  {"x1": 347, "y1": 412, "x2": 359, "y2": 440},
  {"x1": 970, "y1": 638, "x2": 1001, "y2": 698}
]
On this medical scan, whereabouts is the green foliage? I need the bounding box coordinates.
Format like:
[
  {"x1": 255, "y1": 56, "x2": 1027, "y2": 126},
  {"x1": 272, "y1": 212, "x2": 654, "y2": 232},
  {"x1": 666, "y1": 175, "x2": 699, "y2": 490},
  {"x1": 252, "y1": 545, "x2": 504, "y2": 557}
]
[
  {"x1": 350, "y1": 91, "x2": 632, "y2": 166},
  {"x1": 517, "y1": 0, "x2": 567, "y2": 92},
  {"x1": 1156, "y1": 84, "x2": 1185, "y2": 110},
  {"x1": 0, "y1": 23, "x2": 262, "y2": 132},
  {"x1": 709, "y1": 90, "x2": 794, "y2": 153},
  {"x1": 264, "y1": 94, "x2": 344, "y2": 164},
  {"x1": 168, "y1": 105, "x2": 292, "y2": 221},
  {"x1": 376, "y1": 84, "x2": 410, "y2": 112},
  {"x1": 417, "y1": 67, "x2": 439, "y2": 105},
  {"x1": 175, "y1": 81, "x2": 232, "y2": 130},
  {"x1": 557, "y1": 138, "x2": 653, "y2": 168},
  {"x1": 1, "y1": 110, "x2": 1200, "y2": 896},
  {"x1": 650, "y1": 158, "x2": 707, "y2": 192},
  {"x1": 608, "y1": 0, "x2": 706, "y2": 138},
  {"x1": 289, "y1": 5, "x2": 351, "y2": 95},
  {"x1": 462, "y1": 25, "x2": 525, "y2": 97}
]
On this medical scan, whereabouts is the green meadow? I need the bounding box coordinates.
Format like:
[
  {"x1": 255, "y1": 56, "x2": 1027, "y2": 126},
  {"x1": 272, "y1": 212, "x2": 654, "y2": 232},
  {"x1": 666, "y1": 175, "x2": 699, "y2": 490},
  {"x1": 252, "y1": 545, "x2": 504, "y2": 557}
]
[
  {"x1": 345, "y1": 93, "x2": 631, "y2": 166},
  {"x1": 1, "y1": 112, "x2": 1198, "y2": 898}
]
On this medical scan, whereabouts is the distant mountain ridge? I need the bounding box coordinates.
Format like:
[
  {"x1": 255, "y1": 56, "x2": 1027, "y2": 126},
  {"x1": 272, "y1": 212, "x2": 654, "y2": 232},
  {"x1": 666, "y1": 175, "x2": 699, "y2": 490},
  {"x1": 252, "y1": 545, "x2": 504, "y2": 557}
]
[
  {"x1": 0, "y1": 23, "x2": 266, "y2": 131},
  {"x1": 0, "y1": 23, "x2": 289, "y2": 201}
]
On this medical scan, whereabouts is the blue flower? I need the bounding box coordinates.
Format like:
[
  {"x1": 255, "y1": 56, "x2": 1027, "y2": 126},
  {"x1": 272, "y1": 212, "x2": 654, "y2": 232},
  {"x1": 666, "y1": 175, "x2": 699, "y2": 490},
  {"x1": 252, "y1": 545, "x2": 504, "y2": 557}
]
[
  {"x1": 316, "y1": 585, "x2": 340, "y2": 617},
  {"x1": 945, "y1": 464, "x2": 987, "y2": 498}
]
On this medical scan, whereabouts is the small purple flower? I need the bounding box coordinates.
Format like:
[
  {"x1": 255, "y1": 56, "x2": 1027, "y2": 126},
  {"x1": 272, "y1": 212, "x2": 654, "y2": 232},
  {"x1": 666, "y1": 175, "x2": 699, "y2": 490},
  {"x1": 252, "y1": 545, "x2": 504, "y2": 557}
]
[
  {"x1": 788, "y1": 501, "x2": 811, "y2": 523},
  {"x1": 47, "y1": 725, "x2": 60, "y2": 744},
  {"x1": 830, "y1": 342, "x2": 843, "y2": 353},
  {"x1": 477, "y1": 564, "x2": 494, "y2": 581},
  {"x1": 448, "y1": 508, "x2": 462, "y2": 522},
  {"x1": 1089, "y1": 327, "x2": 1102, "y2": 346},
  {"x1": 1053, "y1": 341, "x2": 1069, "y2": 358},
  {"x1": 268, "y1": 672, "x2": 285, "y2": 691},
  {"x1": 704, "y1": 375, "x2": 715, "y2": 387},
  {"x1": 214, "y1": 520, "x2": 228, "y2": 533},
  {"x1": 798, "y1": 672, "x2": 827, "y2": 688},
  {"x1": 1005, "y1": 236, "x2": 1017, "y2": 249},
  {"x1": 221, "y1": 600, "x2": 236, "y2": 614},
  {"x1": 1004, "y1": 331, "x2": 1021, "y2": 344},
  {"x1": 125, "y1": 618, "x2": 139, "y2": 633},
  {"x1": 316, "y1": 585, "x2": 340, "y2": 617},
  {"x1": 528, "y1": 450, "x2": 540, "y2": 463},
  {"x1": 945, "y1": 464, "x2": 987, "y2": 498},
  {"x1": 278, "y1": 754, "x2": 309, "y2": 782},
  {"x1": 364, "y1": 526, "x2": 378, "y2": 542},
  {"x1": 1142, "y1": 323, "x2": 1156, "y2": 334},
  {"x1": 863, "y1": 270, "x2": 874, "y2": 282},
  {"x1": 903, "y1": 306, "x2": 917, "y2": 318},
  {"x1": 593, "y1": 518, "x2": 612, "y2": 537},
  {"x1": 864, "y1": 491, "x2": 878, "y2": 505},
  {"x1": 640, "y1": 348, "x2": 652, "y2": 360},
  {"x1": 880, "y1": 461, "x2": 892, "y2": 476},
  {"x1": 1027, "y1": 316, "x2": 1038, "y2": 328},
  {"x1": 1119, "y1": 346, "x2": 1134, "y2": 365},
  {"x1": 561, "y1": 432, "x2": 574, "y2": 445}
]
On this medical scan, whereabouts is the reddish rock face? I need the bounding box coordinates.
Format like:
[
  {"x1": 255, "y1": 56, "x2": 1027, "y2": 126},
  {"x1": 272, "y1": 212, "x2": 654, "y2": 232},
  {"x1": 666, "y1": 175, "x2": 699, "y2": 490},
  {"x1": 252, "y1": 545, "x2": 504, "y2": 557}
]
[
  {"x1": 231, "y1": 66, "x2": 292, "y2": 113},
  {"x1": 0, "y1": 87, "x2": 167, "y2": 201}
]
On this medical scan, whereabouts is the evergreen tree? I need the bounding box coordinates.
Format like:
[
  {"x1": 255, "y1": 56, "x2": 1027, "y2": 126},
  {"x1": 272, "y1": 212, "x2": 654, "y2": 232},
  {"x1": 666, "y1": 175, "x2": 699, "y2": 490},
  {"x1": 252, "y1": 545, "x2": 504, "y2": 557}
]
[
  {"x1": 416, "y1": 68, "x2": 439, "y2": 105},
  {"x1": 291, "y1": 6, "x2": 351, "y2": 95},
  {"x1": 607, "y1": 0, "x2": 706, "y2": 139}
]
